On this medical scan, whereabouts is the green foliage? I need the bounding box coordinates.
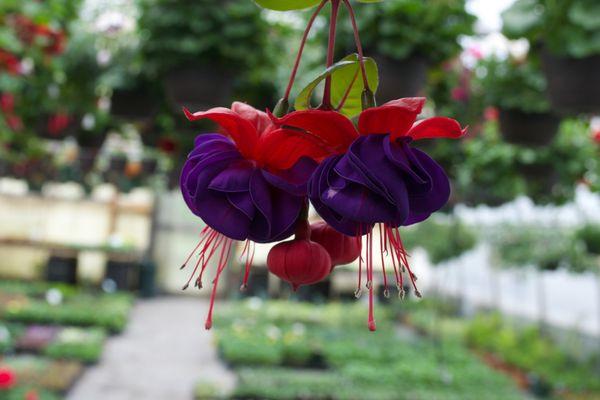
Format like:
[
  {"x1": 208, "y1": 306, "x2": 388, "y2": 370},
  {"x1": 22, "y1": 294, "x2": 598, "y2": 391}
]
[
  {"x1": 43, "y1": 327, "x2": 106, "y2": 363},
  {"x1": 253, "y1": 0, "x2": 321, "y2": 11},
  {"x1": 139, "y1": 0, "x2": 275, "y2": 76},
  {"x1": 475, "y1": 57, "x2": 551, "y2": 114},
  {"x1": 465, "y1": 314, "x2": 600, "y2": 393},
  {"x1": 575, "y1": 224, "x2": 600, "y2": 255},
  {"x1": 295, "y1": 53, "x2": 379, "y2": 118},
  {"x1": 450, "y1": 118, "x2": 599, "y2": 206},
  {"x1": 0, "y1": 286, "x2": 134, "y2": 333},
  {"x1": 213, "y1": 300, "x2": 526, "y2": 400},
  {"x1": 0, "y1": 322, "x2": 22, "y2": 354},
  {"x1": 401, "y1": 217, "x2": 478, "y2": 264},
  {"x1": 339, "y1": 0, "x2": 475, "y2": 64},
  {"x1": 490, "y1": 225, "x2": 599, "y2": 273},
  {"x1": 502, "y1": 0, "x2": 600, "y2": 58}
]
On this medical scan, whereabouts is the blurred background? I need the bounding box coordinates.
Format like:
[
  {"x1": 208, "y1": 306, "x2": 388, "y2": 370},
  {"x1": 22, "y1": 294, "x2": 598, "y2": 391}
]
[{"x1": 0, "y1": 0, "x2": 599, "y2": 399}]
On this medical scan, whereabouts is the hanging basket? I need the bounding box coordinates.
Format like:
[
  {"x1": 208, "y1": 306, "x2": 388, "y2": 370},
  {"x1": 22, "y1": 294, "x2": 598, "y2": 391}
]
[
  {"x1": 374, "y1": 55, "x2": 428, "y2": 104},
  {"x1": 111, "y1": 84, "x2": 158, "y2": 120},
  {"x1": 164, "y1": 64, "x2": 234, "y2": 112},
  {"x1": 541, "y1": 51, "x2": 600, "y2": 115},
  {"x1": 498, "y1": 108, "x2": 561, "y2": 147}
]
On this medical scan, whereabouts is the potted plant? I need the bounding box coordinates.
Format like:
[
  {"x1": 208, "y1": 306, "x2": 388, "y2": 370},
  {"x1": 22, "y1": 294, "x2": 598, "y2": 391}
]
[
  {"x1": 502, "y1": 0, "x2": 600, "y2": 114},
  {"x1": 476, "y1": 56, "x2": 561, "y2": 147},
  {"x1": 339, "y1": 0, "x2": 475, "y2": 102},
  {"x1": 139, "y1": 0, "x2": 277, "y2": 111}
]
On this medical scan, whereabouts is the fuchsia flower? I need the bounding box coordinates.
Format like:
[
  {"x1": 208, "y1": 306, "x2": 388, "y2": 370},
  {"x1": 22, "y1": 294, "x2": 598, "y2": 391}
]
[
  {"x1": 271, "y1": 97, "x2": 465, "y2": 330},
  {"x1": 177, "y1": 0, "x2": 467, "y2": 331},
  {"x1": 180, "y1": 102, "x2": 342, "y2": 328}
]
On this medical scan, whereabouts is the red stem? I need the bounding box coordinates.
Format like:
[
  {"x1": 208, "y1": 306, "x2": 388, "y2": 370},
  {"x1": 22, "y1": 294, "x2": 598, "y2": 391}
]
[
  {"x1": 322, "y1": 0, "x2": 341, "y2": 109},
  {"x1": 283, "y1": 0, "x2": 328, "y2": 102},
  {"x1": 343, "y1": 0, "x2": 370, "y2": 90}
]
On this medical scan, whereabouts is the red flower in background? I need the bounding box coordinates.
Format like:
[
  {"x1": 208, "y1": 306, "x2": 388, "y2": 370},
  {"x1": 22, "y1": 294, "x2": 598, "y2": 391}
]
[
  {"x1": 9, "y1": 14, "x2": 67, "y2": 56},
  {"x1": 47, "y1": 112, "x2": 71, "y2": 136},
  {"x1": 25, "y1": 390, "x2": 40, "y2": 400},
  {"x1": 6, "y1": 115, "x2": 24, "y2": 132},
  {"x1": 0, "y1": 368, "x2": 16, "y2": 389},
  {"x1": 0, "y1": 50, "x2": 21, "y2": 75},
  {"x1": 157, "y1": 136, "x2": 178, "y2": 154},
  {"x1": 0, "y1": 93, "x2": 15, "y2": 114}
]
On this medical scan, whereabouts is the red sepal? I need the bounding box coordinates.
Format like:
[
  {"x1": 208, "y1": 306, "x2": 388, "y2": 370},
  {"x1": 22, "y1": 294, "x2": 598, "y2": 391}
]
[
  {"x1": 358, "y1": 97, "x2": 426, "y2": 138},
  {"x1": 406, "y1": 117, "x2": 467, "y2": 141},
  {"x1": 270, "y1": 109, "x2": 359, "y2": 154},
  {"x1": 183, "y1": 106, "x2": 258, "y2": 159}
]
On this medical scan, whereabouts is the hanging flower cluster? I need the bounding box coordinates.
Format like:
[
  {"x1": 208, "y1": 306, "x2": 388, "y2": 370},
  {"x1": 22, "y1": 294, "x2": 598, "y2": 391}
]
[{"x1": 179, "y1": 0, "x2": 466, "y2": 331}]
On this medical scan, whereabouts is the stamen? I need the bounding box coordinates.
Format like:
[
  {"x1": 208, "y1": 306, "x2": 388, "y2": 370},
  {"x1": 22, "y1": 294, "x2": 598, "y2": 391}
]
[
  {"x1": 197, "y1": 234, "x2": 226, "y2": 289},
  {"x1": 367, "y1": 230, "x2": 376, "y2": 331},
  {"x1": 180, "y1": 226, "x2": 211, "y2": 270},
  {"x1": 385, "y1": 225, "x2": 402, "y2": 290},
  {"x1": 240, "y1": 241, "x2": 255, "y2": 291},
  {"x1": 391, "y1": 228, "x2": 420, "y2": 297},
  {"x1": 378, "y1": 224, "x2": 389, "y2": 297},
  {"x1": 205, "y1": 239, "x2": 233, "y2": 330},
  {"x1": 355, "y1": 225, "x2": 363, "y2": 295},
  {"x1": 182, "y1": 230, "x2": 219, "y2": 290}
]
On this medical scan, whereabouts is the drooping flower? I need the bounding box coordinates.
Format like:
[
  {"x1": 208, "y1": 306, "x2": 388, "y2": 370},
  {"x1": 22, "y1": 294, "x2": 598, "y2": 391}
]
[
  {"x1": 271, "y1": 97, "x2": 466, "y2": 330},
  {"x1": 180, "y1": 102, "x2": 341, "y2": 328}
]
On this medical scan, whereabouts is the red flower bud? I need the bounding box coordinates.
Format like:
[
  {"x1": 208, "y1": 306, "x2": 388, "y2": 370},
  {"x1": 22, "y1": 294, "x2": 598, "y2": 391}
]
[
  {"x1": 267, "y1": 221, "x2": 331, "y2": 291},
  {"x1": 310, "y1": 221, "x2": 360, "y2": 268}
]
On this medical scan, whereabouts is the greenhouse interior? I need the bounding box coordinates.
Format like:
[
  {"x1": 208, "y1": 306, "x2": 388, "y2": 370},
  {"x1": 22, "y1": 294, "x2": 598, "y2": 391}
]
[{"x1": 0, "y1": 0, "x2": 599, "y2": 399}]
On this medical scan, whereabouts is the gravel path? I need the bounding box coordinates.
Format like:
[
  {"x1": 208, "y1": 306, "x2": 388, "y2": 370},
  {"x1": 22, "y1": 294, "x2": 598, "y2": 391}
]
[{"x1": 67, "y1": 296, "x2": 235, "y2": 400}]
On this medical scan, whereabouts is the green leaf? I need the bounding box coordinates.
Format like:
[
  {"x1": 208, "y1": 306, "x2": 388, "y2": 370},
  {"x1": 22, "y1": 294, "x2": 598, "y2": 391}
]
[
  {"x1": 253, "y1": 0, "x2": 322, "y2": 11},
  {"x1": 295, "y1": 54, "x2": 379, "y2": 118},
  {"x1": 501, "y1": 0, "x2": 543, "y2": 39},
  {"x1": 568, "y1": 0, "x2": 600, "y2": 30},
  {"x1": 357, "y1": 0, "x2": 384, "y2": 2}
]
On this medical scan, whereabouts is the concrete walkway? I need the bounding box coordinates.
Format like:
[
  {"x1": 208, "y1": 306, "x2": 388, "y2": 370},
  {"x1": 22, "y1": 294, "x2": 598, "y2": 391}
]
[{"x1": 67, "y1": 297, "x2": 235, "y2": 400}]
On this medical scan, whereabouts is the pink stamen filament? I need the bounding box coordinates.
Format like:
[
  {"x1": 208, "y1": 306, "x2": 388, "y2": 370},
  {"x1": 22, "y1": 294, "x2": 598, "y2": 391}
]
[
  {"x1": 241, "y1": 241, "x2": 255, "y2": 290},
  {"x1": 342, "y1": 0, "x2": 370, "y2": 91},
  {"x1": 355, "y1": 225, "x2": 363, "y2": 297},
  {"x1": 385, "y1": 225, "x2": 403, "y2": 295},
  {"x1": 182, "y1": 229, "x2": 219, "y2": 290},
  {"x1": 322, "y1": 0, "x2": 341, "y2": 109},
  {"x1": 180, "y1": 226, "x2": 211, "y2": 270},
  {"x1": 367, "y1": 230, "x2": 376, "y2": 331},
  {"x1": 378, "y1": 224, "x2": 389, "y2": 297},
  {"x1": 388, "y1": 227, "x2": 420, "y2": 297},
  {"x1": 205, "y1": 238, "x2": 233, "y2": 330},
  {"x1": 197, "y1": 234, "x2": 226, "y2": 289}
]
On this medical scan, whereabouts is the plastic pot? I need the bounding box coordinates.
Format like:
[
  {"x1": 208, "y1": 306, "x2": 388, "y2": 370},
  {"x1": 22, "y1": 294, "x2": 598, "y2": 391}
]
[
  {"x1": 498, "y1": 108, "x2": 561, "y2": 147},
  {"x1": 46, "y1": 255, "x2": 78, "y2": 284},
  {"x1": 164, "y1": 64, "x2": 234, "y2": 111},
  {"x1": 541, "y1": 51, "x2": 600, "y2": 115},
  {"x1": 374, "y1": 55, "x2": 428, "y2": 104}
]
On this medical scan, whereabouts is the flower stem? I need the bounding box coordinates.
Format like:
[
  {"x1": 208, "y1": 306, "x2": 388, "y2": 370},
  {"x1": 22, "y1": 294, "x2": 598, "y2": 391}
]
[
  {"x1": 342, "y1": 0, "x2": 369, "y2": 91},
  {"x1": 321, "y1": 0, "x2": 341, "y2": 110},
  {"x1": 283, "y1": 0, "x2": 328, "y2": 103}
]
